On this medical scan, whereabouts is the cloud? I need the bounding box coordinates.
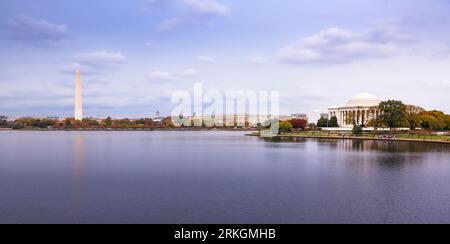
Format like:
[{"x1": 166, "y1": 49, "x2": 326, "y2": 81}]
[
  {"x1": 278, "y1": 20, "x2": 414, "y2": 64},
  {"x1": 365, "y1": 19, "x2": 414, "y2": 44},
  {"x1": 156, "y1": 18, "x2": 184, "y2": 31},
  {"x1": 61, "y1": 62, "x2": 100, "y2": 76},
  {"x1": 196, "y1": 56, "x2": 215, "y2": 63},
  {"x1": 61, "y1": 51, "x2": 127, "y2": 76},
  {"x1": 76, "y1": 50, "x2": 127, "y2": 67},
  {"x1": 183, "y1": 0, "x2": 229, "y2": 18},
  {"x1": 148, "y1": 68, "x2": 198, "y2": 80},
  {"x1": 148, "y1": 70, "x2": 174, "y2": 80},
  {"x1": 154, "y1": 0, "x2": 229, "y2": 31},
  {"x1": 7, "y1": 14, "x2": 69, "y2": 45}
]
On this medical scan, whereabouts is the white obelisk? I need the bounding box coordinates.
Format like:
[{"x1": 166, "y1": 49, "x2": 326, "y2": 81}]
[{"x1": 74, "y1": 69, "x2": 83, "y2": 120}]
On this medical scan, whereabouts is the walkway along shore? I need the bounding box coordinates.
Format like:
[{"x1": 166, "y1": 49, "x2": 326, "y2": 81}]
[{"x1": 245, "y1": 133, "x2": 450, "y2": 145}]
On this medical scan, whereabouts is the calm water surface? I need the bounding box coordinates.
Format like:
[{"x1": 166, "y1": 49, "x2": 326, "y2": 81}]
[{"x1": 1, "y1": 131, "x2": 450, "y2": 224}]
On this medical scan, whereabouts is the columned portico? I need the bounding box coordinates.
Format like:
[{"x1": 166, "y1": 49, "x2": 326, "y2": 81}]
[{"x1": 328, "y1": 93, "x2": 381, "y2": 128}]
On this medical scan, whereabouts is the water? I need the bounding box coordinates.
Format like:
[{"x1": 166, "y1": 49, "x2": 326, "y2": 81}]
[{"x1": 1, "y1": 131, "x2": 450, "y2": 224}]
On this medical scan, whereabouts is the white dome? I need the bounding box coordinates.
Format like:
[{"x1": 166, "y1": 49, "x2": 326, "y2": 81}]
[{"x1": 345, "y1": 93, "x2": 380, "y2": 107}]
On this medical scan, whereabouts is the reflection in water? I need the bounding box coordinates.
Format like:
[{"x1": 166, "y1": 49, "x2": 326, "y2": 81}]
[
  {"x1": 71, "y1": 133, "x2": 85, "y2": 221},
  {"x1": 265, "y1": 137, "x2": 450, "y2": 170},
  {"x1": 74, "y1": 133, "x2": 85, "y2": 177},
  {"x1": 1, "y1": 131, "x2": 450, "y2": 223},
  {"x1": 268, "y1": 137, "x2": 450, "y2": 153}
]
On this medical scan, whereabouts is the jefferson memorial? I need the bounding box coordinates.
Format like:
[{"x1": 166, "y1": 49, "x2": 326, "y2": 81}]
[{"x1": 328, "y1": 93, "x2": 381, "y2": 128}]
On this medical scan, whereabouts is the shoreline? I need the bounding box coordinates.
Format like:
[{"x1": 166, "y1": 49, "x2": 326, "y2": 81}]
[
  {"x1": 0, "y1": 128, "x2": 257, "y2": 132},
  {"x1": 246, "y1": 133, "x2": 450, "y2": 145},
  {"x1": 2, "y1": 128, "x2": 449, "y2": 144}
]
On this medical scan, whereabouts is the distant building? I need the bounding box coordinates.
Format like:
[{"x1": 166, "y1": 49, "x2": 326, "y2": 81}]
[
  {"x1": 292, "y1": 113, "x2": 307, "y2": 119},
  {"x1": 278, "y1": 115, "x2": 292, "y2": 122},
  {"x1": 291, "y1": 113, "x2": 308, "y2": 121},
  {"x1": 6, "y1": 116, "x2": 18, "y2": 122},
  {"x1": 328, "y1": 93, "x2": 381, "y2": 128},
  {"x1": 153, "y1": 111, "x2": 163, "y2": 123}
]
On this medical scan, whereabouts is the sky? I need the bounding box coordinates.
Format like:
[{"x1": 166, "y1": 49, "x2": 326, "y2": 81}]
[{"x1": 1, "y1": 0, "x2": 450, "y2": 120}]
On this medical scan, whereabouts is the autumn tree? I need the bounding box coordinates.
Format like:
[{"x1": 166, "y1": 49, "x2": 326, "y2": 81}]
[
  {"x1": 116, "y1": 118, "x2": 132, "y2": 128},
  {"x1": 290, "y1": 118, "x2": 308, "y2": 130},
  {"x1": 144, "y1": 118, "x2": 154, "y2": 127},
  {"x1": 366, "y1": 116, "x2": 385, "y2": 129},
  {"x1": 364, "y1": 106, "x2": 378, "y2": 127},
  {"x1": 65, "y1": 118, "x2": 73, "y2": 127},
  {"x1": 162, "y1": 117, "x2": 174, "y2": 128},
  {"x1": 405, "y1": 105, "x2": 425, "y2": 130},
  {"x1": 278, "y1": 121, "x2": 293, "y2": 134},
  {"x1": 446, "y1": 115, "x2": 450, "y2": 130},
  {"x1": 345, "y1": 111, "x2": 356, "y2": 126},
  {"x1": 418, "y1": 110, "x2": 447, "y2": 131}
]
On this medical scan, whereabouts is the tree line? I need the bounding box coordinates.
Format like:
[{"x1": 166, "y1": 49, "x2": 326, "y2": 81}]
[
  {"x1": 3, "y1": 101, "x2": 449, "y2": 132},
  {"x1": 2, "y1": 117, "x2": 174, "y2": 130},
  {"x1": 368, "y1": 100, "x2": 450, "y2": 131}
]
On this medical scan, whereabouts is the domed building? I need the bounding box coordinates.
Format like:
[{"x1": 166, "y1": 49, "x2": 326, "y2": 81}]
[{"x1": 328, "y1": 93, "x2": 381, "y2": 128}]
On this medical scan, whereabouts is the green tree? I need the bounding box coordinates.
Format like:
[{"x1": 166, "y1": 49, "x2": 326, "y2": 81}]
[
  {"x1": 329, "y1": 116, "x2": 339, "y2": 127},
  {"x1": 317, "y1": 118, "x2": 329, "y2": 127},
  {"x1": 103, "y1": 117, "x2": 113, "y2": 127},
  {"x1": 352, "y1": 125, "x2": 363, "y2": 136},
  {"x1": 378, "y1": 100, "x2": 407, "y2": 128},
  {"x1": 135, "y1": 118, "x2": 145, "y2": 125},
  {"x1": 317, "y1": 116, "x2": 338, "y2": 127},
  {"x1": 278, "y1": 121, "x2": 293, "y2": 134},
  {"x1": 82, "y1": 118, "x2": 99, "y2": 127}
]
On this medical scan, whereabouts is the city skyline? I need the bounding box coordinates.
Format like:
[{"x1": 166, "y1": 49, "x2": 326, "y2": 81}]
[{"x1": 1, "y1": 0, "x2": 450, "y2": 121}]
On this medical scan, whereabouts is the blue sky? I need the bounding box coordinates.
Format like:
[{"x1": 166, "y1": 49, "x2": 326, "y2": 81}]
[{"x1": 1, "y1": 0, "x2": 450, "y2": 120}]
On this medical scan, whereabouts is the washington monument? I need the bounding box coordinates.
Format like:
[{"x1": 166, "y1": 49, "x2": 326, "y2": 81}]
[{"x1": 74, "y1": 69, "x2": 83, "y2": 120}]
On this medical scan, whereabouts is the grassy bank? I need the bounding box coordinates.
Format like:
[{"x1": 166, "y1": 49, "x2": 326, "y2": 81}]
[
  {"x1": 2, "y1": 127, "x2": 257, "y2": 132},
  {"x1": 247, "y1": 131, "x2": 450, "y2": 144}
]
